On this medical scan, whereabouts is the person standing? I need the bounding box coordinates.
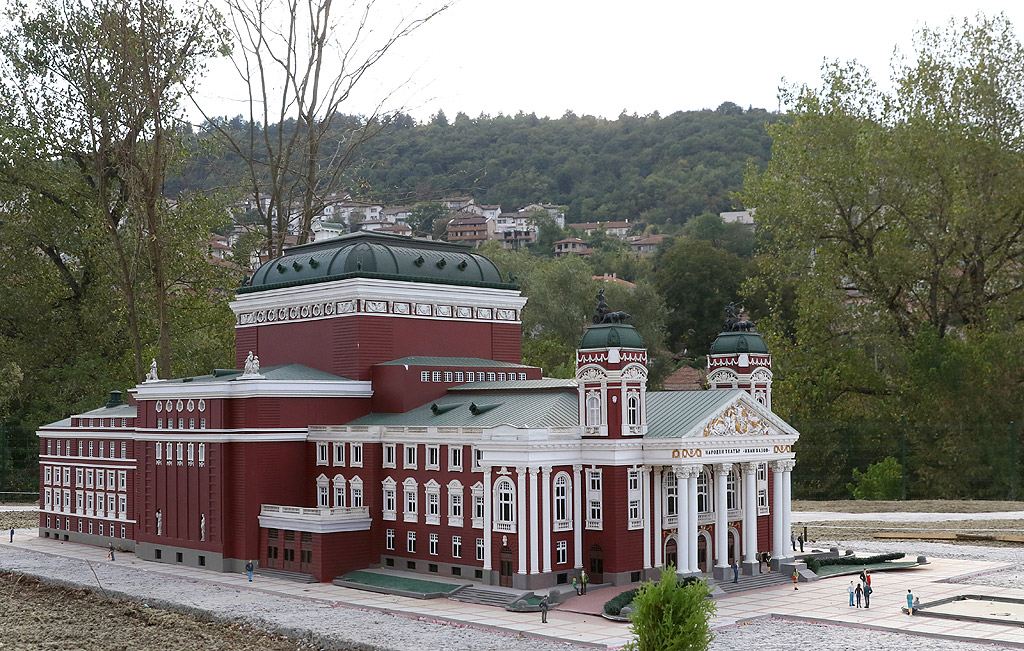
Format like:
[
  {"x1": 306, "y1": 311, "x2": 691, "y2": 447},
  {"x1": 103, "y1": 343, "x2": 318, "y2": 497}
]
[
  {"x1": 246, "y1": 560, "x2": 254, "y2": 582},
  {"x1": 906, "y1": 589, "x2": 914, "y2": 615},
  {"x1": 859, "y1": 569, "x2": 866, "y2": 586},
  {"x1": 9, "y1": 528, "x2": 13, "y2": 543},
  {"x1": 572, "y1": 577, "x2": 579, "y2": 595},
  {"x1": 797, "y1": 534, "x2": 804, "y2": 552},
  {"x1": 792, "y1": 569, "x2": 799, "y2": 590},
  {"x1": 732, "y1": 561, "x2": 739, "y2": 584},
  {"x1": 539, "y1": 595, "x2": 549, "y2": 624},
  {"x1": 865, "y1": 570, "x2": 871, "y2": 587},
  {"x1": 855, "y1": 583, "x2": 863, "y2": 608},
  {"x1": 848, "y1": 581, "x2": 856, "y2": 606},
  {"x1": 790, "y1": 532, "x2": 797, "y2": 551},
  {"x1": 107, "y1": 542, "x2": 115, "y2": 561},
  {"x1": 581, "y1": 569, "x2": 588, "y2": 595},
  {"x1": 864, "y1": 582, "x2": 872, "y2": 608}
]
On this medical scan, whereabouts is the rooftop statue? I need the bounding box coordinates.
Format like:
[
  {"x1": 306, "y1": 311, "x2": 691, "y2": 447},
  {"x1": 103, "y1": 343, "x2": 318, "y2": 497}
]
[
  {"x1": 723, "y1": 302, "x2": 756, "y2": 332},
  {"x1": 593, "y1": 289, "x2": 631, "y2": 324}
]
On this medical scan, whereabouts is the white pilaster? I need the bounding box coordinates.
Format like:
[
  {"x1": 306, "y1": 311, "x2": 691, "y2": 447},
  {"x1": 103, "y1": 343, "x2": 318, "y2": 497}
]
[
  {"x1": 483, "y1": 467, "x2": 493, "y2": 571},
  {"x1": 771, "y1": 461, "x2": 785, "y2": 560},
  {"x1": 641, "y1": 465, "x2": 651, "y2": 570},
  {"x1": 529, "y1": 466, "x2": 539, "y2": 574},
  {"x1": 713, "y1": 463, "x2": 730, "y2": 571},
  {"x1": 542, "y1": 466, "x2": 552, "y2": 574},
  {"x1": 653, "y1": 466, "x2": 663, "y2": 568},
  {"x1": 781, "y1": 460, "x2": 795, "y2": 559},
  {"x1": 572, "y1": 464, "x2": 583, "y2": 569},
  {"x1": 686, "y1": 465, "x2": 699, "y2": 574},
  {"x1": 675, "y1": 467, "x2": 688, "y2": 573},
  {"x1": 516, "y1": 466, "x2": 527, "y2": 575},
  {"x1": 741, "y1": 462, "x2": 758, "y2": 565}
]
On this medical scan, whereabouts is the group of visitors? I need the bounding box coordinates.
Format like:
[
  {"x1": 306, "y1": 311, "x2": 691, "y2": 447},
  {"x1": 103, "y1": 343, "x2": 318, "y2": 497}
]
[{"x1": 846, "y1": 569, "x2": 873, "y2": 608}]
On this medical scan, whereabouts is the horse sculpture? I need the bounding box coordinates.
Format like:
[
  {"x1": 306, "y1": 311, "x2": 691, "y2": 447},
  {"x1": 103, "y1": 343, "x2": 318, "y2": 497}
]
[
  {"x1": 599, "y1": 311, "x2": 631, "y2": 324},
  {"x1": 730, "y1": 320, "x2": 756, "y2": 332}
]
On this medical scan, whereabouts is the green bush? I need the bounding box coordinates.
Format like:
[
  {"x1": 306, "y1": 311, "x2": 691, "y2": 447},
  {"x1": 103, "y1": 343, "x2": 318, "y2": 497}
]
[
  {"x1": 624, "y1": 565, "x2": 716, "y2": 651},
  {"x1": 604, "y1": 588, "x2": 640, "y2": 616},
  {"x1": 847, "y1": 456, "x2": 904, "y2": 500},
  {"x1": 805, "y1": 552, "x2": 905, "y2": 573}
]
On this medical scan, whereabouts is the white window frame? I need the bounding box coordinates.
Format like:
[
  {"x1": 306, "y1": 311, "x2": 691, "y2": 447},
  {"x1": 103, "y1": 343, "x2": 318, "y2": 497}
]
[
  {"x1": 76, "y1": 468, "x2": 83, "y2": 487},
  {"x1": 556, "y1": 540, "x2": 568, "y2": 565},
  {"x1": 553, "y1": 472, "x2": 572, "y2": 531},
  {"x1": 176, "y1": 442, "x2": 183, "y2": 466},
  {"x1": 452, "y1": 535, "x2": 462, "y2": 558},
  {"x1": 45, "y1": 466, "x2": 52, "y2": 484},
  {"x1": 425, "y1": 480, "x2": 441, "y2": 525},
  {"x1": 493, "y1": 477, "x2": 516, "y2": 533},
  {"x1": 350, "y1": 443, "x2": 362, "y2": 467},
  {"x1": 118, "y1": 494, "x2": 126, "y2": 516},
  {"x1": 383, "y1": 443, "x2": 396, "y2": 468},
  {"x1": 385, "y1": 528, "x2": 395, "y2": 550},
  {"x1": 425, "y1": 444, "x2": 440, "y2": 470},
  {"x1": 429, "y1": 532, "x2": 439, "y2": 555},
  {"x1": 586, "y1": 468, "x2": 603, "y2": 530},
  {"x1": 187, "y1": 443, "x2": 195, "y2": 466},
  {"x1": 448, "y1": 445, "x2": 463, "y2": 471},
  {"x1": 333, "y1": 475, "x2": 346, "y2": 507},
  {"x1": 403, "y1": 477, "x2": 418, "y2": 522},
  {"x1": 382, "y1": 478, "x2": 397, "y2": 520},
  {"x1": 447, "y1": 480, "x2": 464, "y2": 528},
  {"x1": 697, "y1": 469, "x2": 711, "y2": 513},
  {"x1": 403, "y1": 444, "x2": 417, "y2": 470},
  {"x1": 476, "y1": 537, "x2": 485, "y2": 561},
  {"x1": 350, "y1": 476, "x2": 363, "y2": 508},
  {"x1": 317, "y1": 474, "x2": 330, "y2": 508},
  {"x1": 420, "y1": 371, "x2": 430, "y2": 382},
  {"x1": 96, "y1": 470, "x2": 104, "y2": 491},
  {"x1": 407, "y1": 531, "x2": 416, "y2": 553},
  {"x1": 199, "y1": 443, "x2": 206, "y2": 467},
  {"x1": 333, "y1": 442, "x2": 345, "y2": 466},
  {"x1": 316, "y1": 442, "x2": 329, "y2": 466}
]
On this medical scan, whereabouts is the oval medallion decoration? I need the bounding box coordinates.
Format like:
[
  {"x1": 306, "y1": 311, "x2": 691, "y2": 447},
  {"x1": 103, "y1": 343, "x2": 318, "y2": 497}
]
[
  {"x1": 176, "y1": 399, "x2": 184, "y2": 412},
  {"x1": 186, "y1": 399, "x2": 195, "y2": 412},
  {"x1": 198, "y1": 399, "x2": 206, "y2": 412},
  {"x1": 155, "y1": 401, "x2": 163, "y2": 413}
]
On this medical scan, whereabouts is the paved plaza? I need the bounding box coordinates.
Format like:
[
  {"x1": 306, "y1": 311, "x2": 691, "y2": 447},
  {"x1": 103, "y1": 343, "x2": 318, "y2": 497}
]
[{"x1": 2, "y1": 523, "x2": 1024, "y2": 649}]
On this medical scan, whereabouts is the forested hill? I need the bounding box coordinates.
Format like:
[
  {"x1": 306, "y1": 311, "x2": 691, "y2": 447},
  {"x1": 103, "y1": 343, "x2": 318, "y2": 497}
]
[{"x1": 171, "y1": 102, "x2": 781, "y2": 224}]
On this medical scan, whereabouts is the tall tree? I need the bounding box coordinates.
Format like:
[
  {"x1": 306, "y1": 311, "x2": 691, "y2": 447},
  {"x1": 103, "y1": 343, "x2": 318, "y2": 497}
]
[{"x1": 201, "y1": 0, "x2": 450, "y2": 257}]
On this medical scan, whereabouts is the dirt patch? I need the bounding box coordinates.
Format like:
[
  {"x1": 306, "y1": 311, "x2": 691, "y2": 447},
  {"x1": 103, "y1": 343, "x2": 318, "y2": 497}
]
[
  {"x1": 798, "y1": 518, "x2": 1024, "y2": 548},
  {"x1": 792, "y1": 500, "x2": 1024, "y2": 513},
  {"x1": 0, "y1": 571, "x2": 328, "y2": 650},
  {"x1": 0, "y1": 510, "x2": 39, "y2": 530}
]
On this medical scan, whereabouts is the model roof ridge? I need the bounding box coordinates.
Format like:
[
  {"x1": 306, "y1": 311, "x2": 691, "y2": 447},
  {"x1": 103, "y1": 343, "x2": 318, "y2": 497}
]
[
  {"x1": 375, "y1": 356, "x2": 537, "y2": 368},
  {"x1": 154, "y1": 363, "x2": 356, "y2": 384}
]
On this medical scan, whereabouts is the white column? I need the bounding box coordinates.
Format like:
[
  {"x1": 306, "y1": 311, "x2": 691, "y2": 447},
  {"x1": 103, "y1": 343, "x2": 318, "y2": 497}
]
[
  {"x1": 675, "y1": 467, "x2": 688, "y2": 574},
  {"x1": 541, "y1": 466, "x2": 552, "y2": 573},
  {"x1": 641, "y1": 465, "x2": 651, "y2": 570},
  {"x1": 483, "y1": 467, "x2": 493, "y2": 572},
  {"x1": 741, "y1": 462, "x2": 758, "y2": 565},
  {"x1": 781, "y1": 460, "x2": 795, "y2": 558},
  {"x1": 653, "y1": 466, "x2": 663, "y2": 568},
  {"x1": 516, "y1": 466, "x2": 527, "y2": 575},
  {"x1": 529, "y1": 467, "x2": 539, "y2": 574},
  {"x1": 686, "y1": 466, "x2": 699, "y2": 574},
  {"x1": 572, "y1": 464, "x2": 583, "y2": 569},
  {"x1": 771, "y1": 461, "x2": 785, "y2": 560},
  {"x1": 713, "y1": 463, "x2": 730, "y2": 571}
]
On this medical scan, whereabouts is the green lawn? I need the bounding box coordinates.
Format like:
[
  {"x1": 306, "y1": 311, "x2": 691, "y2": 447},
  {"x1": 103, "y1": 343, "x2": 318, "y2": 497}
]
[
  {"x1": 340, "y1": 570, "x2": 461, "y2": 594},
  {"x1": 814, "y1": 561, "x2": 920, "y2": 577}
]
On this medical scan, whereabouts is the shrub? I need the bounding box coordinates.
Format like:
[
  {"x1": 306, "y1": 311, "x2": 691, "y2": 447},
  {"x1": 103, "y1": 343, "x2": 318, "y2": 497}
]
[
  {"x1": 604, "y1": 588, "x2": 640, "y2": 616},
  {"x1": 805, "y1": 552, "x2": 905, "y2": 573},
  {"x1": 624, "y1": 565, "x2": 716, "y2": 651},
  {"x1": 847, "y1": 456, "x2": 904, "y2": 500}
]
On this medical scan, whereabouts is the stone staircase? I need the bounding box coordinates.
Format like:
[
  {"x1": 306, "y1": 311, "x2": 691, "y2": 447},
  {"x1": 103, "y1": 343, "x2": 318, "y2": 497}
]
[
  {"x1": 449, "y1": 585, "x2": 526, "y2": 608},
  {"x1": 254, "y1": 567, "x2": 317, "y2": 583},
  {"x1": 711, "y1": 570, "x2": 793, "y2": 596}
]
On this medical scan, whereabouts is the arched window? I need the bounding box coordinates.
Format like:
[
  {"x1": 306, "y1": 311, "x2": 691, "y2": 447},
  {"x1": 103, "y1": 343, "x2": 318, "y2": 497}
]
[
  {"x1": 332, "y1": 474, "x2": 346, "y2": 508},
  {"x1": 494, "y1": 477, "x2": 516, "y2": 532},
  {"x1": 586, "y1": 392, "x2": 601, "y2": 426},
  {"x1": 696, "y1": 469, "x2": 711, "y2": 513},
  {"x1": 665, "y1": 471, "x2": 678, "y2": 516},
  {"x1": 626, "y1": 392, "x2": 640, "y2": 425},
  {"x1": 553, "y1": 473, "x2": 571, "y2": 530},
  {"x1": 726, "y1": 468, "x2": 738, "y2": 510}
]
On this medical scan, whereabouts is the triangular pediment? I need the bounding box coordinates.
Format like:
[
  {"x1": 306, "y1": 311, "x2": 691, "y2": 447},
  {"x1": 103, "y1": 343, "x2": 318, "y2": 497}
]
[{"x1": 688, "y1": 392, "x2": 797, "y2": 440}]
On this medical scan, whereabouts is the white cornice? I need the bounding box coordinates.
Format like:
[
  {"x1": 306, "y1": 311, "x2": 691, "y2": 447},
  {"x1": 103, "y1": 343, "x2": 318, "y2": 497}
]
[
  {"x1": 133, "y1": 430, "x2": 309, "y2": 443},
  {"x1": 132, "y1": 380, "x2": 373, "y2": 400}
]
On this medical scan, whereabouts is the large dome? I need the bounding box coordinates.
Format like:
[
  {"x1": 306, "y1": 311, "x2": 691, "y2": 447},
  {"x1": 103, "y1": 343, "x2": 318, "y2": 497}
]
[
  {"x1": 709, "y1": 331, "x2": 769, "y2": 354},
  {"x1": 579, "y1": 323, "x2": 645, "y2": 349},
  {"x1": 241, "y1": 232, "x2": 513, "y2": 293}
]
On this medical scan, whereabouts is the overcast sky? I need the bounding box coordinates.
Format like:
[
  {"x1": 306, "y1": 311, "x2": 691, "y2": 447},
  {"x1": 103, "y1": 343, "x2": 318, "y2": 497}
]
[{"x1": 193, "y1": 0, "x2": 1024, "y2": 124}]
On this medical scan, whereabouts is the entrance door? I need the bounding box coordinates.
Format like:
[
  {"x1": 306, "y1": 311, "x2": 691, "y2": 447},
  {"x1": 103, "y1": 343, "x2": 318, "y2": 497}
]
[
  {"x1": 588, "y1": 545, "x2": 604, "y2": 584},
  {"x1": 665, "y1": 538, "x2": 678, "y2": 569},
  {"x1": 499, "y1": 546, "x2": 514, "y2": 587},
  {"x1": 727, "y1": 530, "x2": 738, "y2": 565},
  {"x1": 697, "y1": 535, "x2": 708, "y2": 574}
]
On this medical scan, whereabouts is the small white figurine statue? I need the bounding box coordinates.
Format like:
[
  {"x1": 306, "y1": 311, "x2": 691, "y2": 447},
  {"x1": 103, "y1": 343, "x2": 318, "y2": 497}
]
[
  {"x1": 243, "y1": 351, "x2": 261, "y2": 376},
  {"x1": 155, "y1": 509, "x2": 162, "y2": 536},
  {"x1": 200, "y1": 513, "x2": 206, "y2": 541},
  {"x1": 145, "y1": 358, "x2": 159, "y2": 382}
]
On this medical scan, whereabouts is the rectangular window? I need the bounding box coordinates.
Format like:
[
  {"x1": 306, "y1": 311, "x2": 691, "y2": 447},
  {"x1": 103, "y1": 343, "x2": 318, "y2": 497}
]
[
  {"x1": 443, "y1": 371, "x2": 453, "y2": 383},
  {"x1": 450, "y1": 493, "x2": 463, "y2": 518},
  {"x1": 333, "y1": 442, "x2": 345, "y2": 466},
  {"x1": 99, "y1": 442, "x2": 104, "y2": 458},
  {"x1": 404, "y1": 444, "x2": 417, "y2": 469},
  {"x1": 108, "y1": 495, "x2": 115, "y2": 515},
  {"x1": 449, "y1": 446, "x2": 462, "y2": 471},
  {"x1": 420, "y1": 371, "x2": 431, "y2": 382},
  {"x1": 176, "y1": 442, "x2": 183, "y2": 465},
  {"x1": 76, "y1": 491, "x2": 83, "y2": 512},
  {"x1": 88, "y1": 441, "x2": 93, "y2": 456},
  {"x1": 111, "y1": 441, "x2": 116, "y2": 458},
  {"x1": 452, "y1": 535, "x2": 462, "y2": 558},
  {"x1": 47, "y1": 440, "x2": 52, "y2": 455},
  {"x1": 405, "y1": 488, "x2": 418, "y2": 519},
  {"x1": 96, "y1": 470, "x2": 104, "y2": 490},
  {"x1": 64, "y1": 468, "x2": 71, "y2": 485},
  {"x1": 56, "y1": 441, "x2": 61, "y2": 456},
  {"x1": 454, "y1": 372, "x2": 464, "y2": 382},
  {"x1": 189, "y1": 418, "x2": 195, "y2": 429},
  {"x1": 200, "y1": 418, "x2": 206, "y2": 429},
  {"x1": 589, "y1": 500, "x2": 602, "y2": 523},
  {"x1": 334, "y1": 482, "x2": 345, "y2": 508},
  {"x1": 629, "y1": 499, "x2": 641, "y2": 521},
  {"x1": 85, "y1": 470, "x2": 93, "y2": 489},
  {"x1": 628, "y1": 469, "x2": 640, "y2": 491},
  {"x1": 86, "y1": 493, "x2": 94, "y2": 514},
  {"x1": 157, "y1": 418, "x2": 163, "y2": 429},
  {"x1": 383, "y1": 443, "x2": 396, "y2": 468},
  {"x1": 426, "y1": 445, "x2": 439, "y2": 470},
  {"x1": 556, "y1": 540, "x2": 567, "y2": 565},
  {"x1": 199, "y1": 443, "x2": 205, "y2": 466},
  {"x1": 350, "y1": 443, "x2": 362, "y2": 467},
  {"x1": 476, "y1": 538, "x2": 485, "y2": 561},
  {"x1": 177, "y1": 418, "x2": 184, "y2": 429},
  {"x1": 107, "y1": 471, "x2": 115, "y2": 488},
  {"x1": 76, "y1": 469, "x2": 83, "y2": 487},
  {"x1": 121, "y1": 525, "x2": 126, "y2": 539},
  {"x1": 429, "y1": 533, "x2": 438, "y2": 555},
  {"x1": 427, "y1": 491, "x2": 440, "y2": 522},
  {"x1": 118, "y1": 495, "x2": 126, "y2": 516},
  {"x1": 407, "y1": 531, "x2": 416, "y2": 553},
  {"x1": 316, "y1": 442, "x2": 328, "y2": 465},
  {"x1": 383, "y1": 488, "x2": 396, "y2": 519},
  {"x1": 432, "y1": 371, "x2": 442, "y2": 382},
  {"x1": 472, "y1": 447, "x2": 483, "y2": 471},
  {"x1": 385, "y1": 529, "x2": 395, "y2": 550},
  {"x1": 187, "y1": 443, "x2": 194, "y2": 465},
  {"x1": 117, "y1": 471, "x2": 127, "y2": 491},
  {"x1": 518, "y1": 373, "x2": 527, "y2": 380},
  {"x1": 78, "y1": 441, "x2": 83, "y2": 456},
  {"x1": 351, "y1": 485, "x2": 363, "y2": 508},
  {"x1": 487, "y1": 372, "x2": 495, "y2": 381},
  {"x1": 318, "y1": 484, "x2": 329, "y2": 508},
  {"x1": 497, "y1": 372, "x2": 506, "y2": 381},
  {"x1": 588, "y1": 470, "x2": 602, "y2": 492},
  {"x1": 45, "y1": 466, "x2": 52, "y2": 484},
  {"x1": 45, "y1": 488, "x2": 52, "y2": 508}
]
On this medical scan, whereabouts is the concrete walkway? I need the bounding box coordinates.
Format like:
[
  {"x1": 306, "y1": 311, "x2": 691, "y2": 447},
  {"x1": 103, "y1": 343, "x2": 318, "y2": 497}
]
[
  {"x1": 794, "y1": 510, "x2": 1024, "y2": 522},
  {"x1": 3, "y1": 526, "x2": 1024, "y2": 649}
]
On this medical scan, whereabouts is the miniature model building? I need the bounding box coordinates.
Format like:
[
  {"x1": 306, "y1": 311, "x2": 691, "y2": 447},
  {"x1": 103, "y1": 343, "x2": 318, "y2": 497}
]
[{"x1": 36, "y1": 232, "x2": 799, "y2": 587}]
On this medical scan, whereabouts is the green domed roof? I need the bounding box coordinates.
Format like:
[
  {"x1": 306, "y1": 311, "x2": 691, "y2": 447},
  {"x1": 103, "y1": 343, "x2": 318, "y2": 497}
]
[
  {"x1": 241, "y1": 232, "x2": 514, "y2": 293},
  {"x1": 709, "y1": 331, "x2": 769, "y2": 354},
  {"x1": 580, "y1": 323, "x2": 645, "y2": 349}
]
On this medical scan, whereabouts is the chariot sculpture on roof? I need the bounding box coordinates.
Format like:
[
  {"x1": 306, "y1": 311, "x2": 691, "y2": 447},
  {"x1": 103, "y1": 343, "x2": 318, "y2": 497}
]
[
  {"x1": 723, "y1": 302, "x2": 756, "y2": 332},
  {"x1": 593, "y1": 289, "x2": 631, "y2": 324}
]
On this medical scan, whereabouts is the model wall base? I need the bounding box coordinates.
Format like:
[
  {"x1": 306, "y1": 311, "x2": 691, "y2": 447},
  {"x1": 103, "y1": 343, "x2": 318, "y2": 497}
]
[
  {"x1": 135, "y1": 541, "x2": 230, "y2": 573},
  {"x1": 38, "y1": 528, "x2": 136, "y2": 552}
]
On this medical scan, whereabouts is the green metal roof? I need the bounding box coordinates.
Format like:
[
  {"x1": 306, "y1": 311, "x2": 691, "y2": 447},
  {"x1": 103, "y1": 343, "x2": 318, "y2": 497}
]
[
  {"x1": 376, "y1": 357, "x2": 534, "y2": 368},
  {"x1": 158, "y1": 364, "x2": 354, "y2": 384},
  {"x1": 241, "y1": 232, "x2": 516, "y2": 293},
  {"x1": 644, "y1": 390, "x2": 744, "y2": 438},
  {"x1": 449, "y1": 379, "x2": 577, "y2": 392},
  {"x1": 579, "y1": 323, "x2": 645, "y2": 349},
  {"x1": 709, "y1": 331, "x2": 769, "y2": 355},
  {"x1": 351, "y1": 389, "x2": 579, "y2": 428}
]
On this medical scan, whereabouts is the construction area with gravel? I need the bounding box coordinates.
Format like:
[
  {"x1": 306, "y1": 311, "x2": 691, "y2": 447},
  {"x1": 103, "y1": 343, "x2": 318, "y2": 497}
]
[{"x1": 1, "y1": 500, "x2": 1023, "y2": 650}]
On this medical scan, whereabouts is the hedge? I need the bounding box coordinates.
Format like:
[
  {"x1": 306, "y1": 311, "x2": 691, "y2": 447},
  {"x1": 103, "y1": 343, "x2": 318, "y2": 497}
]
[
  {"x1": 603, "y1": 576, "x2": 699, "y2": 616},
  {"x1": 805, "y1": 552, "x2": 905, "y2": 573}
]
